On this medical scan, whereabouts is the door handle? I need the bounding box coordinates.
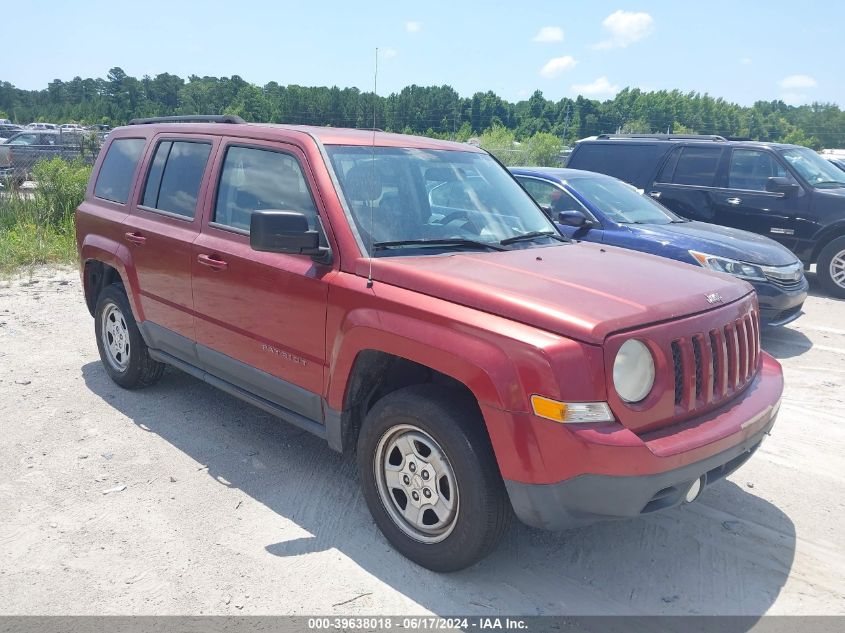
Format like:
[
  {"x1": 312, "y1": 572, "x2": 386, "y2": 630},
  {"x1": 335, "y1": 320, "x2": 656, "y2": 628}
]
[
  {"x1": 726, "y1": 197, "x2": 742, "y2": 206},
  {"x1": 649, "y1": 191, "x2": 662, "y2": 199},
  {"x1": 124, "y1": 231, "x2": 146, "y2": 246},
  {"x1": 197, "y1": 253, "x2": 229, "y2": 271}
]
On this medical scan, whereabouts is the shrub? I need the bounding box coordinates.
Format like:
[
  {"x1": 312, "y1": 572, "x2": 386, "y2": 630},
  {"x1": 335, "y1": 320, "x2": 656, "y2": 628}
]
[{"x1": 0, "y1": 158, "x2": 91, "y2": 272}]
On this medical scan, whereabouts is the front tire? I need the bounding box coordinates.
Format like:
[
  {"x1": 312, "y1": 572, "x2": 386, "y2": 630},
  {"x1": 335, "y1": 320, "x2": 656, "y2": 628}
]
[
  {"x1": 817, "y1": 236, "x2": 845, "y2": 299},
  {"x1": 357, "y1": 385, "x2": 512, "y2": 572},
  {"x1": 94, "y1": 284, "x2": 164, "y2": 389}
]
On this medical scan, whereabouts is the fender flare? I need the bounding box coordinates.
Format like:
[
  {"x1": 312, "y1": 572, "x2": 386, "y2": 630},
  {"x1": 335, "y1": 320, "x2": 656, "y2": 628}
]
[
  {"x1": 326, "y1": 308, "x2": 526, "y2": 414},
  {"x1": 80, "y1": 235, "x2": 143, "y2": 321}
]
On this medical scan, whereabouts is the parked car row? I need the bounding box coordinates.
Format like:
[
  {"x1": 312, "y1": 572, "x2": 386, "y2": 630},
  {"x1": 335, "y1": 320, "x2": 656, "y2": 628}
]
[
  {"x1": 0, "y1": 129, "x2": 91, "y2": 183},
  {"x1": 76, "y1": 117, "x2": 784, "y2": 571},
  {"x1": 562, "y1": 134, "x2": 845, "y2": 299}
]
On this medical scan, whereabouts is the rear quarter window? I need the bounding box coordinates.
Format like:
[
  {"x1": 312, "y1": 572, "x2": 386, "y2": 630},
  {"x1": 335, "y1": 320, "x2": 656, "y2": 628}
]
[
  {"x1": 94, "y1": 138, "x2": 147, "y2": 204},
  {"x1": 568, "y1": 143, "x2": 666, "y2": 187}
]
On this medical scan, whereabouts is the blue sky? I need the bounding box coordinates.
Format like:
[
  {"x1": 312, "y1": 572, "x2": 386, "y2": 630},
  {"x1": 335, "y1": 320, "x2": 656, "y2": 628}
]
[{"x1": 7, "y1": 0, "x2": 843, "y2": 106}]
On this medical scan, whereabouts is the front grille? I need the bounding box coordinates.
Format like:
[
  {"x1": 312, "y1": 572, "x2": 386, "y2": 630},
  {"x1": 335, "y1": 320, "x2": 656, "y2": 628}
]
[
  {"x1": 764, "y1": 263, "x2": 804, "y2": 289},
  {"x1": 670, "y1": 309, "x2": 760, "y2": 413}
]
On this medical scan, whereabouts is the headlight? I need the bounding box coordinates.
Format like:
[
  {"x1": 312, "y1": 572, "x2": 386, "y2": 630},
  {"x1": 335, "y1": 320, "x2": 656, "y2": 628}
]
[
  {"x1": 689, "y1": 251, "x2": 766, "y2": 281},
  {"x1": 613, "y1": 339, "x2": 655, "y2": 403}
]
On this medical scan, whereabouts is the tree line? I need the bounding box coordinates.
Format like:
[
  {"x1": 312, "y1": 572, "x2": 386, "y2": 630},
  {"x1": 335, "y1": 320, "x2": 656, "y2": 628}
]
[{"x1": 2, "y1": 67, "x2": 844, "y2": 149}]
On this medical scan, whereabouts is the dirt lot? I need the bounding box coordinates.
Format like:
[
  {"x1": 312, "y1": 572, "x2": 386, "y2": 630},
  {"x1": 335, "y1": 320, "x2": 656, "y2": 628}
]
[{"x1": 0, "y1": 267, "x2": 843, "y2": 616}]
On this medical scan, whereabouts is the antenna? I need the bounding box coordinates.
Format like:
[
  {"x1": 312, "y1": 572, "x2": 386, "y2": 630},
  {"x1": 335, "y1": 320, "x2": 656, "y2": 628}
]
[{"x1": 367, "y1": 47, "x2": 378, "y2": 289}]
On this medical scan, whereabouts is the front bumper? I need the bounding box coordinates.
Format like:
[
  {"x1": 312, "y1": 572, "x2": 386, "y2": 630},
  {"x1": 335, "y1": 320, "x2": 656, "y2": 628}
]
[
  {"x1": 505, "y1": 409, "x2": 775, "y2": 530},
  {"x1": 753, "y1": 277, "x2": 808, "y2": 326},
  {"x1": 494, "y1": 352, "x2": 783, "y2": 531}
]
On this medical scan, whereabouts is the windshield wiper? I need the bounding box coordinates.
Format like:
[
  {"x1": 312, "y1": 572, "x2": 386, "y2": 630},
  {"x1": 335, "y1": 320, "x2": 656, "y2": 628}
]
[
  {"x1": 373, "y1": 238, "x2": 507, "y2": 252},
  {"x1": 813, "y1": 180, "x2": 845, "y2": 187},
  {"x1": 499, "y1": 231, "x2": 567, "y2": 246}
]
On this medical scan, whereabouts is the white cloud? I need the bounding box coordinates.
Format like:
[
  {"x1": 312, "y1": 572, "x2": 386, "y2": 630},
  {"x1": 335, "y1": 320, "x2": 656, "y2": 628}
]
[
  {"x1": 405, "y1": 21, "x2": 422, "y2": 33},
  {"x1": 594, "y1": 10, "x2": 654, "y2": 49},
  {"x1": 572, "y1": 76, "x2": 620, "y2": 97},
  {"x1": 379, "y1": 48, "x2": 398, "y2": 60},
  {"x1": 779, "y1": 74, "x2": 817, "y2": 89},
  {"x1": 539, "y1": 56, "x2": 577, "y2": 79},
  {"x1": 532, "y1": 26, "x2": 564, "y2": 42},
  {"x1": 741, "y1": 57, "x2": 752, "y2": 65}
]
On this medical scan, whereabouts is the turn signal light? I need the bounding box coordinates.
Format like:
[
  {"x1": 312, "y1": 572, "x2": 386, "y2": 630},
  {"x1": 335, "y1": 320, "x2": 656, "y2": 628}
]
[{"x1": 530, "y1": 395, "x2": 614, "y2": 424}]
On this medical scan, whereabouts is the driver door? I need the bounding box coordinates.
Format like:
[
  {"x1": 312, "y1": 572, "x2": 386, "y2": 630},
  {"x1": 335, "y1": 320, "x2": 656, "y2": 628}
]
[{"x1": 515, "y1": 176, "x2": 603, "y2": 242}]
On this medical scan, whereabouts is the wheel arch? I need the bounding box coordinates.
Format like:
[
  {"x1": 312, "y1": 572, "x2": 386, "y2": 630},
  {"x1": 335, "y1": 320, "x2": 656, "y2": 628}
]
[{"x1": 810, "y1": 222, "x2": 845, "y2": 263}]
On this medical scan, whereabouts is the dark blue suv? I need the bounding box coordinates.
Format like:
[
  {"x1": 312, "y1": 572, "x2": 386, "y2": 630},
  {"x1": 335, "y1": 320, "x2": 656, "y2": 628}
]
[
  {"x1": 565, "y1": 134, "x2": 845, "y2": 299},
  {"x1": 512, "y1": 167, "x2": 808, "y2": 326}
]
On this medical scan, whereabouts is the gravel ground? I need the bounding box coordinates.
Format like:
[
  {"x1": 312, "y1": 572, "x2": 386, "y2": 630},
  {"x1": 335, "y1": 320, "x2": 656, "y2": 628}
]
[{"x1": 0, "y1": 267, "x2": 843, "y2": 616}]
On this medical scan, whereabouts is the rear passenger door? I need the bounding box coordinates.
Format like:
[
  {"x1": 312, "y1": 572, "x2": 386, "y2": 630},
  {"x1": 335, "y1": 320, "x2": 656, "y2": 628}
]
[
  {"x1": 650, "y1": 145, "x2": 725, "y2": 222},
  {"x1": 122, "y1": 135, "x2": 216, "y2": 355},
  {"x1": 191, "y1": 139, "x2": 330, "y2": 422}
]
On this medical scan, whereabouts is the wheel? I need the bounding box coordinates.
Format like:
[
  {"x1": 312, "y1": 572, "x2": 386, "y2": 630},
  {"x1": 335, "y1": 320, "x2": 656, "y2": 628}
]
[
  {"x1": 94, "y1": 284, "x2": 165, "y2": 389},
  {"x1": 357, "y1": 384, "x2": 512, "y2": 572},
  {"x1": 817, "y1": 236, "x2": 845, "y2": 299}
]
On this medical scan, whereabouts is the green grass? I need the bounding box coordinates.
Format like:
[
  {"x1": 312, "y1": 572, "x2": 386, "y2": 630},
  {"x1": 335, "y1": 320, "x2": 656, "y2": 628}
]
[{"x1": 0, "y1": 158, "x2": 90, "y2": 274}]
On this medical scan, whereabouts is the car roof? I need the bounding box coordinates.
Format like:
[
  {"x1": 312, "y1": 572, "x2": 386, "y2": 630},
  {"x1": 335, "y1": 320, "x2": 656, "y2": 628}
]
[
  {"x1": 577, "y1": 137, "x2": 803, "y2": 151},
  {"x1": 112, "y1": 121, "x2": 484, "y2": 152},
  {"x1": 510, "y1": 166, "x2": 618, "y2": 183}
]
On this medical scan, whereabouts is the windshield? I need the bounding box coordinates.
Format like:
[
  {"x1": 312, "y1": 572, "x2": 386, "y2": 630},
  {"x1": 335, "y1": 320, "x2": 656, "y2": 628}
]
[
  {"x1": 780, "y1": 147, "x2": 845, "y2": 188},
  {"x1": 568, "y1": 176, "x2": 682, "y2": 225},
  {"x1": 326, "y1": 146, "x2": 560, "y2": 255}
]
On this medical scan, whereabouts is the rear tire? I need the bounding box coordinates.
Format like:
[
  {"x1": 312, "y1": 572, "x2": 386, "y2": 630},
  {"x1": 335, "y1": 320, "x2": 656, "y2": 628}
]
[
  {"x1": 357, "y1": 384, "x2": 512, "y2": 572},
  {"x1": 94, "y1": 284, "x2": 164, "y2": 389},
  {"x1": 817, "y1": 236, "x2": 845, "y2": 299}
]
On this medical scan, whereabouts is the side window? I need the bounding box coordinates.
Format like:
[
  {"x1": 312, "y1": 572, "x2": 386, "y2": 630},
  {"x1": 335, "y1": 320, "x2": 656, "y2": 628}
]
[
  {"x1": 213, "y1": 146, "x2": 318, "y2": 232},
  {"x1": 517, "y1": 177, "x2": 558, "y2": 206},
  {"x1": 517, "y1": 177, "x2": 595, "y2": 220},
  {"x1": 9, "y1": 133, "x2": 38, "y2": 146},
  {"x1": 728, "y1": 149, "x2": 788, "y2": 191},
  {"x1": 656, "y1": 147, "x2": 681, "y2": 182},
  {"x1": 671, "y1": 146, "x2": 723, "y2": 187},
  {"x1": 141, "y1": 140, "x2": 212, "y2": 218},
  {"x1": 93, "y1": 138, "x2": 146, "y2": 204}
]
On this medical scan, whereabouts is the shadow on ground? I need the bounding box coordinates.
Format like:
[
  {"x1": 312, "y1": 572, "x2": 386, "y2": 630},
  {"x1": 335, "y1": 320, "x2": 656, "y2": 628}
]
[
  {"x1": 761, "y1": 326, "x2": 813, "y2": 359},
  {"x1": 82, "y1": 361, "x2": 795, "y2": 617}
]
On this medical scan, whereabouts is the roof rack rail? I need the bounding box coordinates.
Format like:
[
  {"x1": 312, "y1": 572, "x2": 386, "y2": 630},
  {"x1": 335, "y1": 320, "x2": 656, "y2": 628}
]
[
  {"x1": 595, "y1": 133, "x2": 727, "y2": 141},
  {"x1": 128, "y1": 115, "x2": 246, "y2": 126}
]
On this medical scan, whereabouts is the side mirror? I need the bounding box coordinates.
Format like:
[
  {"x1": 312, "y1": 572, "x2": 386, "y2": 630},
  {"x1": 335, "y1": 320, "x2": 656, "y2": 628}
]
[
  {"x1": 539, "y1": 203, "x2": 553, "y2": 218},
  {"x1": 766, "y1": 176, "x2": 800, "y2": 197},
  {"x1": 557, "y1": 209, "x2": 591, "y2": 228},
  {"x1": 250, "y1": 210, "x2": 325, "y2": 257}
]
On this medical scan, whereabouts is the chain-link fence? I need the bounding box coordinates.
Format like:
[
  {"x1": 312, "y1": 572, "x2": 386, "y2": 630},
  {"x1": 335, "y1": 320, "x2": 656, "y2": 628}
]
[{"x1": 0, "y1": 130, "x2": 103, "y2": 188}]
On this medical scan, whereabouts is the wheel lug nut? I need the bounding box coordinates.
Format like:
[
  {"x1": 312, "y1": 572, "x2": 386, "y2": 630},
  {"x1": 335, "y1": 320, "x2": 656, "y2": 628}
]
[
  {"x1": 421, "y1": 470, "x2": 429, "y2": 480},
  {"x1": 411, "y1": 491, "x2": 419, "y2": 501},
  {"x1": 402, "y1": 475, "x2": 410, "y2": 485},
  {"x1": 423, "y1": 489, "x2": 431, "y2": 498},
  {"x1": 409, "y1": 463, "x2": 416, "y2": 472}
]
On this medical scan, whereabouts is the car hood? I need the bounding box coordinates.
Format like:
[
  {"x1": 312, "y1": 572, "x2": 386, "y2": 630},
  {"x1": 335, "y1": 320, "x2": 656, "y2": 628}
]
[
  {"x1": 625, "y1": 221, "x2": 798, "y2": 266},
  {"x1": 361, "y1": 242, "x2": 751, "y2": 345}
]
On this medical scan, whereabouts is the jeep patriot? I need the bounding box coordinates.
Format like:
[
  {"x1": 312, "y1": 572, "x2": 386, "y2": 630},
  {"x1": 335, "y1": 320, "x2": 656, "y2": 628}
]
[{"x1": 76, "y1": 115, "x2": 784, "y2": 571}]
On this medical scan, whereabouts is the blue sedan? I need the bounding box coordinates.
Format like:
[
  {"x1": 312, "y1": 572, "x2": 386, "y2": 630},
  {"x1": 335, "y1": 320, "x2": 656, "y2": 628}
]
[{"x1": 511, "y1": 167, "x2": 808, "y2": 326}]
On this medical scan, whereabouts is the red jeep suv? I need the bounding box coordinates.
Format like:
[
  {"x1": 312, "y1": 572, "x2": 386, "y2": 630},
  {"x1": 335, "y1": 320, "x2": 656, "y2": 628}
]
[{"x1": 76, "y1": 115, "x2": 784, "y2": 571}]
